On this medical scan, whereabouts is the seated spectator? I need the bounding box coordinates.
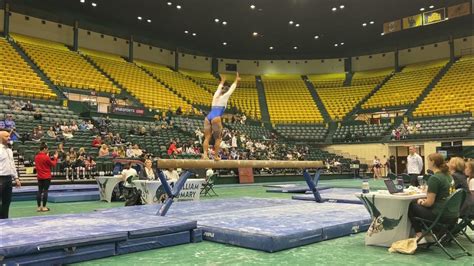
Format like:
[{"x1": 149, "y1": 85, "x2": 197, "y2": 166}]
[
  {"x1": 138, "y1": 126, "x2": 147, "y2": 136},
  {"x1": 64, "y1": 155, "x2": 75, "y2": 181},
  {"x1": 31, "y1": 128, "x2": 42, "y2": 142},
  {"x1": 70, "y1": 121, "x2": 79, "y2": 132},
  {"x1": 84, "y1": 156, "x2": 96, "y2": 178},
  {"x1": 4, "y1": 115, "x2": 15, "y2": 129},
  {"x1": 78, "y1": 147, "x2": 87, "y2": 157},
  {"x1": 103, "y1": 132, "x2": 114, "y2": 145},
  {"x1": 60, "y1": 122, "x2": 69, "y2": 132},
  {"x1": 9, "y1": 128, "x2": 20, "y2": 142},
  {"x1": 466, "y1": 161, "x2": 474, "y2": 191},
  {"x1": 448, "y1": 157, "x2": 468, "y2": 191},
  {"x1": 98, "y1": 144, "x2": 110, "y2": 157},
  {"x1": 37, "y1": 125, "x2": 44, "y2": 136},
  {"x1": 163, "y1": 168, "x2": 179, "y2": 183},
  {"x1": 118, "y1": 146, "x2": 126, "y2": 158},
  {"x1": 62, "y1": 128, "x2": 74, "y2": 140},
  {"x1": 46, "y1": 126, "x2": 57, "y2": 139},
  {"x1": 79, "y1": 120, "x2": 88, "y2": 131},
  {"x1": 131, "y1": 144, "x2": 143, "y2": 158},
  {"x1": 74, "y1": 154, "x2": 86, "y2": 179},
  {"x1": 111, "y1": 147, "x2": 119, "y2": 158},
  {"x1": 0, "y1": 118, "x2": 5, "y2": 129},
  {"x1": 113, "y1": 133, "x2": 123, "y2": 145},
  {"x1": 126, "y1": 144, "x2": 134, "y2": 158},
  {"x1": 8, "y1": 100, "x2": 22, "y2": 111},
  {"x1": 92, "y1": 136, "x2": 102, "y2": 148},
  {"x1": 86, "y1": 120, "x2": 94, "y2": 130},
  {"x1": 53, "y1": 122, "x2": 61, "y2": 133},
  {"x1": 142, "y1": 159, "x2": 156, "y2": 180},
  {"x1": 167, "y1": 140, "x2": 178, "y2": 156},
  {"x1": 33, "y1": 109, "x2": 42, "y2": 120},
  {"x1": 22, "y1": 100, "x2": 35, "y2": 111}
]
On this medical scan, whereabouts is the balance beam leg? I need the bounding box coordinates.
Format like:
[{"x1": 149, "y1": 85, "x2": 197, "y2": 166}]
[
  {"x1": 303, "y1": 169, "x2": 323, "y2": 203},
  {"x1": 157, "y1": 171, "x2": 193, "y2": 216}
]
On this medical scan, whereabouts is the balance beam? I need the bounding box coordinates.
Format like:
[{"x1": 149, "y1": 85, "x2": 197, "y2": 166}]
[{"x1": 157, "y1": 159, "x2": 323, "y2": 169}]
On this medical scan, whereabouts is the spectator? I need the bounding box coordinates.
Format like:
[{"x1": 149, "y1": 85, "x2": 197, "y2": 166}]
[
  {"x1": 166, "y1": 107, "x2": 173, "y2": 125},
  {"x1": 22, "y1": 100, "x2": 35, "y2": 111},
  {"x1": 118, "y1": 146, "x2": 126, "y2": 158},
  {"x1": 79, "y1": 120, "x2": 88, "y2": 131},
  {"x1": 64, "y1": 155, "x2": 74, "y2": 181},
  {"x1": 31, "y1": 128, "x2": 42, "y2": 142},
  {"x1": 60, "y1": 122, "x2": 69, "y2": 132},
  {"x1": 84, "y1": 155, "x2": 96, "y2": 178},
  {"x1": 70, "y1": 121, "x2": 79, "y2": 132},
  {"x1": 4, "y1": 115, "x2": 15, "y2": 129},
  {"x1": 9, "y1": 128, "x2": 20, "y2": 142},
  {"x1": 74, "y1": 154, "x2": 86, "y2": 179},
  {"x1": 373, "y1": 156, "x2": 382, "y2": 179},
  {"x1": 167, "y1": 140, "x2": 178, "y2": 156},
  {"x1": 131, "y1": 144, "x2": 143, "y2": 158},
  {"x1": 98, "y1": 144, "x2": 110, "y2": 157},
  {"x1": 92, "y1": 136, "x2": 102, "y2": 148},
  {"x1": 86, "y1": 120, "x2": 94, "y2": 130},
  {"x1": 78, "y1": 147, "x2": 87, "y2": 157},
  {"x1": 62, "y1": 128, "x2": 74, "y2": 140},
  {"x1": 163, "y1": 168, "x2": 179, "y2": 183},
  {"x1": 142, "y1": 159, "x2": 156, "y2": 180},
  {"x1": 0, "y1": 118, "x2": 5, "y2": 129},
  {"x1": 8, "y1": 100, "x2": 21, "y2": 111},
  {"x1": 33, "y1": 109, "x2": 42, "y2": 120},
  {"x1": 67, "y1": 147, "x2": 77, "y2": 162},
  {"x1": 46, "y1": 126, "x2": 57, "y2": 140},
  {"x1": 138, "y1": 126, "x2": 147, "y2": 136},
  {"x1": 113, "y1": 133, "x2": 123, "y2": 145},
  {"x1": 126, "y1": 145, "x2": 134, "y2": 158},
  {"x1": 110, "y1": 93, "x2": 117, "y2": 107},
  {"x1": 53, "y1": 122, "x2": 61, "y2": 133},
  {"x1": 448, "y1": 157, "x2": 468, "y2": 191},
  {"x1": 466, "y1": 161, "x2": 474, "y2": 191}
]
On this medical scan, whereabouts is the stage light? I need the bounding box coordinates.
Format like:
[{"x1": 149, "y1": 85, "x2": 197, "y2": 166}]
[
  {"x1": 429, "y1": 5, "x2": 434, "y2": 9},
  {"x1": 293, "y1": 46, "x2": 298, "y2": 50},
  {"x1": 370, "y1": 21, "x2": 374, "y2": 24},
  {"x1": 332, "y1": 7, "x2": 337, "y2": 11},
  {"x1": 339, "y1": 5, "x2": 345, "y2": 9},
  {"x1": 362, "y1": 23, "x2": 367, "y2": 27},
  {"x1": 176, "y1": 5, "x2": 182, "y2": 9},
  {"x1": 184, "y1": 30, "x2": 189, "y2": 34},
  {"x1": 147, "y1": 19, "x2": 151, "y2": 23},
  {"x1": 223, "y1": 42, "x2": 227, "y2": 46},
  {"x1": 137, "y1": 16, "x2": 142, "y2": 20},
  {"x1": 269, "y1": 46, "x2": 274, "y2": 50},
  {"x1": 214, "y1": 18, "x2": 220, "y2": 23},
  {"x1": 192, "y1": 33, "x2": 197, "y2": 36},
  {"x1": 252, "y1": 32, "x2": 258, "y2": 36},
  {"x1": 250, "y1": 5, "x2": 256, "y2": 9},
  {"x1": 289, "y1": 21, "x2": 294, "y2": 25},
  {"x1": 334, "y1": 43, "x2": 338, "y2": 47},
  {"x1": 222, "y1": 21, "x2": 227, "y2": 25},
  {"x1": 167, "y1": 2, "x2": 172, "y2": 6},
  {"x1": 91, "y1": 2, "x2": 97, "y2": 7},
  {"x1": 314, "y1": 35, "x2": 319, "y2": 39},
  {"x1": 80, "y1": 0, "x2": 85, "y2": 3},
  {"x1": 420, "y1": 7, "x2": 425, "y2": 11}
]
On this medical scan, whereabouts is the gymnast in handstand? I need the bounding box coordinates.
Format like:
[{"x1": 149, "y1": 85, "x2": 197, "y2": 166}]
[{"x1": 202, "y1": 73, "x2": 240, "y2": 160}]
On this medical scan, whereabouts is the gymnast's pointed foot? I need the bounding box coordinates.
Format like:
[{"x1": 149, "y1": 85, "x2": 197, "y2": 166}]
[
  {"x1": 214, "y1": 156, "x2": 221, "y2": 161},
  {"x1": 201, "y1": 153, "x2": 210, "y2": 160}
]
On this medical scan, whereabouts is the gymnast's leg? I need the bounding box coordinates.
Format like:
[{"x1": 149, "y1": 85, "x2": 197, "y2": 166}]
[
  {"x1": 202, "y1": 118, "x2": 212, "y2": 159},
  {"x1": 211, "y1": 117, "x2": 223, "y2": 161}
]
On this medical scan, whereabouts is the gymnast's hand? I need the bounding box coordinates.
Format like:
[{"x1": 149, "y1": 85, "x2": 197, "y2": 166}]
[
  {"x1": 219, "y1": 73, "x2": 226, "y2": 84},
  {"x1": 235, "y1": 72, "x2": 241, "y2": 82}
]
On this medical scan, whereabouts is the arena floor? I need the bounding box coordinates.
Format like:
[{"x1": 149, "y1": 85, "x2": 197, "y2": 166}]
[{"x1": 8, "y1": 179, "x2": 473, "y2": 266}]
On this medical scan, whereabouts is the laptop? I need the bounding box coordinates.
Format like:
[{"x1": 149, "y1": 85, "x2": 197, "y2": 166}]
[{"x1": 384, "y1": 179, "x2": 404, "y2": 194}]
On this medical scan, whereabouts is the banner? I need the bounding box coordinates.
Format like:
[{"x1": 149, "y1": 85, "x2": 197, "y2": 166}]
[
  {"x1": 111, "y1": 105, "x2": 145, "y2": 116},
  {"x1": 447, "y1": 2, "x2": 471, "y2": 19},
  {"x1": 402, "y1": 14, "x2": 423, "y2": 29},
  {"x1": 383, "y1": 20, "x2": 402, "y2": 34},
  {"x1": 423, "y1": 8, "x2": 446, "y2": 25}
]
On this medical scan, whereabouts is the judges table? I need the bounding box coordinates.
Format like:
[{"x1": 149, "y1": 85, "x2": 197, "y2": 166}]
[
  {"x1": 133, "y1": 179, "x2": 205, "y2": 204},
  {"x1": 96, "y1": 176, "x2": 123, "y2": 203},
  {"x1": 356, "y1": 190, "x2": 426, "y2": 247}
]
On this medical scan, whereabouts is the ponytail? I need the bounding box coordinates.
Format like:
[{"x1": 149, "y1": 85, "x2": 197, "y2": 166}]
[{"x1": 428, "y1": 153, "x2": 449, "y2": 174}]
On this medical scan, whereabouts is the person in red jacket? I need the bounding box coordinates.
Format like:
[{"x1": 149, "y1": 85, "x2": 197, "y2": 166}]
[{"x1": 34, "y1": 142, "x2": 58, "y2": 212}]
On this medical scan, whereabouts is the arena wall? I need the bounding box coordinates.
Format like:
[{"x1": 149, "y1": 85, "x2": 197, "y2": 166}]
[
  {"x1": 454, "y1": 36, "x2": 474, "y2": 57},
  {"x1": 399, "y1": 41, "x2": 450, "y2": 66},
  {"x1": 351, "y1": 52, "x2": 395, "y2": 72},
  {"x1": 179, "y1": 53, "x2": 211, "y2": 72},
  {"x1": 134, "y1": 42, "x2": 174, "y2": 67}
]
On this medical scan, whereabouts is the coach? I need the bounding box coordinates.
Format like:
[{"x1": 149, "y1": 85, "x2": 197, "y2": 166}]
[{"x1": 0, "y1": 130, "x2": 21, "y2": 219}]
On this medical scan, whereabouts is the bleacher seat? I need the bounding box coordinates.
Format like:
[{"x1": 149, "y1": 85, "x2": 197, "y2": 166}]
[
  {"x1": 11, "y1": 34, "x2": 118, "y2": 94},
  {"x1": 275, "y1": 125, "x2": 328, "y2": 141},
  {"x1": 333, "y1": 123, "x2": 392, "y2": 142},
  {"x1": 403, "y1": 117, "x2": 473, "y2": 139},
  {"x1": 262, "y1": 75, "x2": 324, "y2": 124},
  {"x1": 316, "y1": 85, "x2": 374, "y2": 120},
  {"x1": 351, "y1": 68, "x2": 393, "y2": 86},
  {"x1": 308, "y1": 73, "x2": 345, "y2": 88},
  {"x1": 413, "y1": 56, "x2": 474, "y2": 117},
  {"x1": 0, "y1": 38, "x2": 55, "y2": 100},
  {"x1": 362, "y1": 59, "x2": 448, "y2": 109}
]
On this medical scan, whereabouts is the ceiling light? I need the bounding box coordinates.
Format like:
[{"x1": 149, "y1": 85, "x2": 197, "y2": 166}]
[
  {"x1": 334, "y1": 43, "x2": 338, "y2": 47},
  {"x1": 167, "y1": 2, "x2": 172, "y2": 6},
  {"x1": 269, "y1": 46, "x2": 274, "y2": 50},
  {"x1": 91, "y1": 2, "x2": 97, "y2": 7},
  {"x1": 289, "y1": 21, "x2": 294, "y2": 25},
  {"x1": 222, "y1": 21, "x2": 227, "y2": 25},
  {"x1": 314, "y1": 35, "x2": 319, "y2": 39},
  {"x1": 380, "y1": 32, "x2": 385, "y2": 36},
  {"x1": 176, "y1": 5, "x2": 181, "y2": 9},
  {"x1": 223, "y1": 42, "x2": 227, "y2": 46},
  {"x1": 80, "y1": 0, "x2": 85, "y2": 3},
  {"x1": 339, "y1": 5, "x2": 345, "y2": 9},
  {"x1": 184, "y1": 30, "x2": 189, "y2": 34},
  {"x1": 137, "y1": 16, "x2": 142, "y2": 20},
  {"x1": 252, "y1": 32, "x2": 258, "y2": 36},
  {"x1": 429, "y1": 5, "x2": 434, "y2": 9},
  {"x1": 192, "y1": 33, "x2": 197, "y2": 36},
  {"x1": 250, "y1": 5, "x2": 256, "y2": 9},
  {"x1": 295, "y1": 23, "x2": 300, "y2": 27},
  {"x1": 147, "y1": 19, "x2": 151, "y2": 23},
  {"x1": 370, "y1": 21, "x2": 374, "y2": 24},
  {"x1": 293, "y1": 46, "x2": 298, "y2": 50},
  {"x1": 332, "y1": 7, "x2": 337, "y2": 11},
  {"x1": 214, "y1": 18, "x2": 220, "y2": 23},
  {"x1": 420, "y1": 7, "x2": 425, "y2": 11},
  {"x1": 362, "y1": 23, "x2": 367, "y2": 27},
  {"x1": 340, "y1": 42, "x2": 344, "y2": 45}
]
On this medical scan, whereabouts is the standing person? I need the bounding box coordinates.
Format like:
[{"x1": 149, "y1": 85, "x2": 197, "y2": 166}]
[
  {"x1": 0, "y1": 130, "x2": 21, "y2": 219},
  {"x1": 407, "y1": 146, "x2": 424, "y2": 186},
  {"x1": 373, "y1": 156, "x2": 382, "y2": 180},
  {"x1": 202, "y1": 73, "x2": 240, "y2": 160},
  {"x1": 448, "y1": 157, "x2": 469, "y2": 191},
  {"x1": 34, "y1": 142, "x2": 58, "y2": 212}
]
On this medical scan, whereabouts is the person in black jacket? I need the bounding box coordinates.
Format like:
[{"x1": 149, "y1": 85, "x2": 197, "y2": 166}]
[{"x1": 448, "y1": 157, "x2": 469, "y2": 191}]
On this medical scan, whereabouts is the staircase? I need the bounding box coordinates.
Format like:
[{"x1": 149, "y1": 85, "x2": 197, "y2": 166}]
[
  {"x1": 255, "y1": 76, "x2": 271, "y2": 124},
  {"x1": 324, "y1": 122, "x2": 338, "y2": 144},
  {"x1": 79, "y1": 53, "x2": 145, "y2": 109},
  {"x1": 7, "y1": 38, "x2": 66, "y2": 100},
  {"x1": 343, "y1": 72, "x2": 352, "y2": 86},
  {"x1": 405, "y1": 60, "x2": 456, "y2": 117},
  {"x1": 302, "y1": 75, "x2": 331, "y2": 123},
  {"x1": 343, "y1": 73, "x2": 394, "y2": 121}
]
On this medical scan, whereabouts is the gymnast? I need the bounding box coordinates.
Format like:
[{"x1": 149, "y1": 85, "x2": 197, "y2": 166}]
[{"x1": 202, "y1": 72, "x2": 240, "y2": 160}]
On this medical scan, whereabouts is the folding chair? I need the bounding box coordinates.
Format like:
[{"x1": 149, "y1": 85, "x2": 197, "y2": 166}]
[
  {"x1": 200, "y1": 173, "x2": 218, "y2": 197},
  {"x1": 414, "y1": 189, "x2": 472, "y2": 260}
]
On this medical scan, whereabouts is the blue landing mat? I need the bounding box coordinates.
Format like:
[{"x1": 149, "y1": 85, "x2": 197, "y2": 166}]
[
  {"x1": 12, "y1": 185, "x2": 98, "y2": 201},
  {"x1": 292, "y1": 188, "x2": 363, "y2": 204},
  {"x1": 48, "y1": 191, "x2": 100, "y2": 203},
  {"x1": 266, "y1": 185, "x2": 331, "y2": 193},
  {"x1": 98, "y1": 197, "x2": 371, "y2": 252},
  {"x1": 0, "y1": 211, "x2": 196, "y2": 265}
]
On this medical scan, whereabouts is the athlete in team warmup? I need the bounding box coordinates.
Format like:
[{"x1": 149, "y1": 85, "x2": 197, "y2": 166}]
[{"x1": 202, "y1": 73, "x2": 240, "y2": 160}]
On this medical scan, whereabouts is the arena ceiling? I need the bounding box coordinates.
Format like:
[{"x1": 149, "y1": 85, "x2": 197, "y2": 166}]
[{"x1": 6, "y1": 0, "x2": 474, "y2": 59}]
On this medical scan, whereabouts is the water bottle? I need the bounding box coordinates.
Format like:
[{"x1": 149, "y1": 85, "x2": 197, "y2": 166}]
[
  {"x1": 397, "y1": 178, "x2": 405, "y2": 192},
  {"x1": 362, "y1": 179, "x2": 370, "y2": 194}
]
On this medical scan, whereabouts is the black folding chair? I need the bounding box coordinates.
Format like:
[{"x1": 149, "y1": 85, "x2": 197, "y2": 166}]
[
  {"x1": 200, "y1": 174, "x2": 218, "y2": 197},
  {"x1": 414, "y1": 189, "x2": 472, "y2": 260}
]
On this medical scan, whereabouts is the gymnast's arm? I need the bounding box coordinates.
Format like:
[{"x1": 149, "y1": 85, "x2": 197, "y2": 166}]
[
  {"x1": 223, "y1": 72, "x2": 240, "y2": 98},
  {"x1": 213, "y1": 74, "x2": 226, "y2": 99}
]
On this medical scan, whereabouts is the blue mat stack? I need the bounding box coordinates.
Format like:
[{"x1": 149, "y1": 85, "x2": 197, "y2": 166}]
[
  {"x1": 12, "y1": 185, "x2": 98, "y2": 201},
  {"x1": 292, "y1": 188, "x2": 363, "y2": 204},
  {"x1": 99, "y1": 197, "x2": 371, "y2": 252},
  {"x1": 0, "y1": 212, "x2": 198, "y2": 265}
]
